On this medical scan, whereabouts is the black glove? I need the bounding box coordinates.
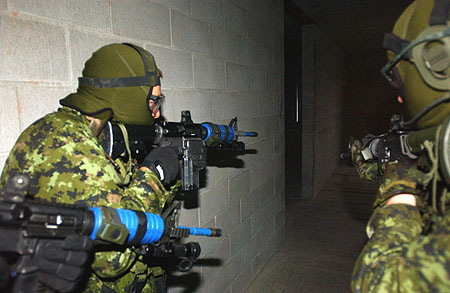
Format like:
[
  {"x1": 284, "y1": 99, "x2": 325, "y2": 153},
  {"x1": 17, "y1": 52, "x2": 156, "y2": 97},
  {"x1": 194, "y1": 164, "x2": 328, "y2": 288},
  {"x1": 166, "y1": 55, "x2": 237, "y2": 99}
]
[
  {"x1": 35, "y1": 235, "x2": 93, "y2": 292},
  {"x1": 141, "y1": 146, "x2": 180, "y2": 185}
]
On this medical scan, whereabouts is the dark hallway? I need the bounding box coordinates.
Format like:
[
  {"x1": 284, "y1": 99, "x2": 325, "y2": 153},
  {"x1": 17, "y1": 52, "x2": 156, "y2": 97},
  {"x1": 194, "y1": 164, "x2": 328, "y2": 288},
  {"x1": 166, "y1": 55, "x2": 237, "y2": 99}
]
[
  {"x1": 246, "y1": 162, "x2": 377, "y2": 292},
  {"x1": 247, "y1": 0, "x2": 411, "y2": 292}
]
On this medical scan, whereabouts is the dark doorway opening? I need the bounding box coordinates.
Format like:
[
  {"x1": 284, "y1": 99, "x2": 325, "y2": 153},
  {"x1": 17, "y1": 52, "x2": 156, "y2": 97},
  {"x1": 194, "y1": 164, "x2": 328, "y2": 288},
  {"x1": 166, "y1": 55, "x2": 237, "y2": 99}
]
[{"x1": 284, "y1": 0, "x2": 313, "y2": 200}]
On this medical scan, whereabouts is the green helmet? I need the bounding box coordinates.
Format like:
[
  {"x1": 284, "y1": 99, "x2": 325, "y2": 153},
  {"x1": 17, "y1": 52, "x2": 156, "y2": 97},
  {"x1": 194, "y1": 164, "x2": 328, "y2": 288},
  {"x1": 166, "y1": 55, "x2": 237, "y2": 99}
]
[
  {"x1": 382, "y1": 0, "x2": 450, "y2": 129},
  {"x1": 60, "y1": 43, "x2": 160, "y2": 126}
]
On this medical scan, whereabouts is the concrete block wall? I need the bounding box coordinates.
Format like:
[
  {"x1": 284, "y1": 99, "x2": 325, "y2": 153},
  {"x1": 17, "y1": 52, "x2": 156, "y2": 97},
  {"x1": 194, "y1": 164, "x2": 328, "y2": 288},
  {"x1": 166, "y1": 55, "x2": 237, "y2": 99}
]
[
  {"x1": 0, "y1": 1, "x2": 284, "y2": 292},
  {"x1": 301, "y1": 25, "x2": 345, "y2": 199}
]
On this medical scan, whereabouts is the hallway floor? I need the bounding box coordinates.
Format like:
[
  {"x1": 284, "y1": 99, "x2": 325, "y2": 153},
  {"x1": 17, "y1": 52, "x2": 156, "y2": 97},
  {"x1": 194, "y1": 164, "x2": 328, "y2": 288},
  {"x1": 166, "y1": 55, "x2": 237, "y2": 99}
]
[{"x1": 245, "y1": 162, "x2": 377, "y2": 292}]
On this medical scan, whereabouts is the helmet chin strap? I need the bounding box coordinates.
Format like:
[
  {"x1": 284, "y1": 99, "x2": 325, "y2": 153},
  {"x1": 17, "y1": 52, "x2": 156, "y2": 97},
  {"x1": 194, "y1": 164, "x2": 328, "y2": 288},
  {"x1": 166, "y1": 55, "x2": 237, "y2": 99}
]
[{"x1": 403, "y1": 92, "x2": 450, "y2": 127}]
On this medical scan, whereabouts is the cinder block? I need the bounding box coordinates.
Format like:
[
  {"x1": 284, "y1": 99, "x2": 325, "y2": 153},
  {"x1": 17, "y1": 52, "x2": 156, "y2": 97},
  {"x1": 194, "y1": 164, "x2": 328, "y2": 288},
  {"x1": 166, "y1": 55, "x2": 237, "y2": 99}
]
[
  {"x1": 268, "y1": 227, "x2": 283, "y2": 257},
  {"x1": 0, "y1": 87, "x2": 20, "y2": 154},
  {"x1": 259, "y1": 93, "x2": 274, "y2": 117},
  {"x1": 193, "y1": 54, "x2": 225, "y2": 89},
  {"x1": 0, "y1": 1, "x2": 6, "y2": 10},
  {"x1": 259, "y1": 178, "x2": 274, "y2": 204},
  {"x1": 211, "y1": 166, "x2": 237, "y2": 187},
  {"x1": 270, "y1": 193, "x2": 283, "y2": 216},
  {"x1": 258, "y1": 216, "x2": 275, "y2": 248},
  {"x1": 272, "y1": 50, "x2": 284, "y2": 74},
  {"x1": 241, "y1": 187, "x2": 259, "y2": 221},
  {"x1": 271, "y1": 155, "x2": 283, "y2": 178},
  {"x1": 171, "y1": 10, "x2": 209, "y2": 53},
  {"x1": 69, "y1": 30, "x2": 114, "y2": 83},
  {"x1": 216, "y1": 202, "x2": 240, "y2": 237},
  {"x1": 228, "y1": 170, "x2": 250, "y2": 204},
  {"x1": 237, "y1": 117, "x2": 264, "y2": 144},
  {"x1": 0, "y1": 156, "x2": 7, "y2": 173},
  {"x1": 18, "y1": 86, "x2": 72, "y2": 130},
  {"x1": 202, "y1": 236, "x2": 230, "y2": 281},
  {"x1": 229, "y1": 218, "x2": 251, "y2": 255},
  {"x1": 251, "y1": 244, "x2": 268, "y2": 279},
  {"x1": 237, "y1": 38, "x2": 265, "y2": 69},
  {"x1": 274, "y1": 172, "x2": 285, "y2": 195},
  {"x1": 111, "y1": 0, "x2": 170, "y2": 45},
  {"x1": 250, "y1": 204, "x2": 267, "y2": 236},
  {"x1": 199, "y1": 181, "x2": 229, "y2": 225},
  {"x1": 248, "y1": 14, "x2": 265, "y2": 45},
  {"x1": 211, "y1": 90, "x2": 235, "y2": 121},
  {"x1": 224, "y1": 1, "x2": 248, "y2": 36},
  {"x1": 178, "y1": 206, "x2": 199, "y2": 228},
  {"x1": 273, "y1": 133, "x2": 283, "y2": 156},
  {"x1": 265, "y1": 70, "x2": 280, "y2": 93},
  {"x1": 191, "y1": 0, "x2": 224, "y2": 26},
  {"x1": 145, "y1": 45, "x2": 193, "y2": 89},
  {"x1": 163, "y1": 89, "x2": 211, "y2": 122},
  {"x1": 200, "y1": 274, "x2": 218, "y2": 293},
  {"x1": 275, "y1": 208, "x2": 285, "y2": 231},
  {"x1": 210, "y1": 25, "x2": 238, "y2": 62},
  {"x1": 226, "y1": 62, "x2": 249, "y2": 92},
  {"x1": 232, "y1": 263, "x2": 252, "y2": 293},
  {"x1": 249, "y1": 161, "x2": 272, "y2": 190},
  {"x1": 0, "y1": 15, "x2": 68, "y2": 82},
  {"x1": 248, "y1": 0, "x2": 270, "y2": 22},
  {"x1": 271, "y1": 0, "x2": 284, "y2": 30},
  {"x1": 239, "y1": 141, "x2": 259, "y2": 169},
  {"x1": 248, "y1": 67, "x2": 265, "y2": 94},
  {"x1": 211, "y1": 91, "x2": 257, "y2": 121},
  {"x1": 240, "y1": 234, "x2": 259, "y2": 271},
  {"x1": 263, "y1": 24, "x2": 278, "y2": 51},
  {"x1": 217, "y1": 252, "x2": 241, "y2": 293},
  {"x1": 151, "y1": 0, "x2": 190, "y2": 15},
  {"x1": 240, "y1": 93, "x2": 258, "y2": 118},
  {"x1": 196, "y1": 217, "x2": 218, "y2": 257},
  {"x1": 230, "y1": 0, "x2": 251, "y2": 11},
  {"x1": 9, "y1": 0, "x2": 110, "y2": 30}
]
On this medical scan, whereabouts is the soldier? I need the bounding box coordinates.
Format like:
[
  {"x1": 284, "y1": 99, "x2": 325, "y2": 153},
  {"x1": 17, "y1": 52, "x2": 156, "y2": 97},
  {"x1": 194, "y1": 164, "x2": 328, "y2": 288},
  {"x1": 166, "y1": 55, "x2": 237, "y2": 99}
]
[
  {"x1": 0, "y1": 43, "x2": 180, "y2": 292},
  {"x1": 351, "y1": 0, "x2": 450, "y2": 291}
]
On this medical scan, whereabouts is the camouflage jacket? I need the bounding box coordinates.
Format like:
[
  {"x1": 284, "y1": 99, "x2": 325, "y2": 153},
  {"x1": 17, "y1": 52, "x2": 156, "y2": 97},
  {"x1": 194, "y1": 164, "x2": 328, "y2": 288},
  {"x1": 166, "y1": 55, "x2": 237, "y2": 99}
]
[
  {"x1": 351, "y1": 203, "x2": 450, "y2": 292},
  {"x1": 0, "y1": 107, "x2": 177, "y2": 292}
]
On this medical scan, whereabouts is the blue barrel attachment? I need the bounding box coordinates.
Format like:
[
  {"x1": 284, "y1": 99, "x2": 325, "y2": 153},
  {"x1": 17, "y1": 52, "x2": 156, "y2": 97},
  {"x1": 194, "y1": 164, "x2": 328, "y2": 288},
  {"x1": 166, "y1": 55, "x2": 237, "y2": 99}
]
[{"x1": 89, "y1": 207, "x2": 164, "y2": 245}]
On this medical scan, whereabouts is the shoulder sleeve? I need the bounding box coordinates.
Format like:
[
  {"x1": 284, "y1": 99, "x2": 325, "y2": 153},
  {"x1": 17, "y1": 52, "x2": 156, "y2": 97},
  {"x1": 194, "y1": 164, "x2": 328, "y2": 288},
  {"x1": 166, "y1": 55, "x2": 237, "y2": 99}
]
[
  {"x1": 0, "y1": 109, "x2": 177, "y2": 213},
  {"x1": 351, "y1": 204, "x2": 423, "y2": 292}
]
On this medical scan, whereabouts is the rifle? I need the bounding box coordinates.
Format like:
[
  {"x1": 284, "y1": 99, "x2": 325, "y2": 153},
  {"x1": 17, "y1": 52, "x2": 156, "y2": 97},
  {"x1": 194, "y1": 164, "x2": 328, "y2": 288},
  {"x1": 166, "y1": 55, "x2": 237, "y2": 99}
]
[
  {"x1": 341, "y1": 114, "x2": 417, "y2": 164},
  {"x1": 0, "y1": 173, "x2": 222, "y2": 292},
  {"x1": 342, "y1": 111, "x2": 450, "y2": 186},
  {"x1": 101, "y1": 110, "x2": 258, "y2": 190}
]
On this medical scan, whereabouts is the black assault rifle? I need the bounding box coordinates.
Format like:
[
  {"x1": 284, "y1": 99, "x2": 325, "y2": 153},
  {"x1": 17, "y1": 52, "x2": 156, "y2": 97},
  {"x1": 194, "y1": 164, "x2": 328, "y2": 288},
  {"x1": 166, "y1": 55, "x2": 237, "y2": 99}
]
[
  {"x1": 341, "y1": 114, "x2": 417, "y2": 164},
  {"x1": 0, "y1": 174, "x2": 222, "y2": 292},
  {"x1": 101, "y1": 110, "x2": 258, "y2": 190}
]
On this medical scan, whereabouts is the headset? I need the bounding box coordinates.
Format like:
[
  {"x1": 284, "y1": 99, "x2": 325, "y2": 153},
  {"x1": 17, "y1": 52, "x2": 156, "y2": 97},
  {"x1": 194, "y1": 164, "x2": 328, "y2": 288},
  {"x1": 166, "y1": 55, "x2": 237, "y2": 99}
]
[{"x1": 382, "y1": 0, "x2": 450, "y2": 91}]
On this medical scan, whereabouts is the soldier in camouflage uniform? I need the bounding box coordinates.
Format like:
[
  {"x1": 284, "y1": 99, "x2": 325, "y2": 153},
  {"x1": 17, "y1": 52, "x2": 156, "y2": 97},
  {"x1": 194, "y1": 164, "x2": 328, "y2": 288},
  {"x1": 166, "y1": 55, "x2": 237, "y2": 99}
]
[
  {"x1": 350, "y1": 0, "x2": 450, "y2": 292},
  {"x1": 0, "y1": 43, "x2": 180, "y2": 292}
]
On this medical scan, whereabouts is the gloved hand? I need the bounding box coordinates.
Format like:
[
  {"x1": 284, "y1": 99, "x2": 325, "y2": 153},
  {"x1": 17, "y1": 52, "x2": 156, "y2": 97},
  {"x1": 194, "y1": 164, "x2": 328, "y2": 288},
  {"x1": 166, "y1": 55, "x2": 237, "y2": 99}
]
[
  {"x1": 35, "y1": 235, "x2": 93, "y2": 292},
  {"x1": 350, "y1": 138, "x2": 381, "y2": 182},
  {"x1": 141, "y1": 146, "x2": 180, "y2": 185},
  {"x1": 374, "y1": 158, "x2": 427, "y2": 209}
]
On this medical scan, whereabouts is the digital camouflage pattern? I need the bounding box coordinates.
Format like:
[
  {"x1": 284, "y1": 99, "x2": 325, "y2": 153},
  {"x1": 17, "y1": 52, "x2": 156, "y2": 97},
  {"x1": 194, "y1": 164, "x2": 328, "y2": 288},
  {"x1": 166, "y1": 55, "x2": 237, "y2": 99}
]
[
  {"x1": 351, "y1": 145, "x2": 450, "y2": 291},
  {"x1": 352, "y1": 204, "x2": 450, "y2": 292},
  {"x1": 350, "y1": 139, "x2": 382, "y2": 182},
  {"x1": 374, "y1": 159, "x2": 430, "y2": 209},
  {"x1": 0, "y1": 107, "x2": 177, "y2": 292},
  {"x1": 351, "y1": 133, "x2": 450, "y2": 291}
]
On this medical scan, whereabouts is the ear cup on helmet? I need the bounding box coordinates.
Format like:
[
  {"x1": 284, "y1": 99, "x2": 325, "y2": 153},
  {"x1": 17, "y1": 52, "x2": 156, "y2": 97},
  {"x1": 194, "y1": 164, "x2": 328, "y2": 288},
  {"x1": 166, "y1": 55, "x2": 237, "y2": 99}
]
[{"x1": 411, "y1": 25, "x2": 450, "y2": 91}]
